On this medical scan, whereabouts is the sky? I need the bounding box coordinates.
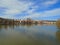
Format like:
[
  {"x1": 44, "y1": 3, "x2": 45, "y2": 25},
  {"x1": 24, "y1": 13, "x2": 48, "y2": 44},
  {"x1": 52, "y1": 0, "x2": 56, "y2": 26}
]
[{"x1": 0, "y1": 0, "x2": 60, "y2": 20}]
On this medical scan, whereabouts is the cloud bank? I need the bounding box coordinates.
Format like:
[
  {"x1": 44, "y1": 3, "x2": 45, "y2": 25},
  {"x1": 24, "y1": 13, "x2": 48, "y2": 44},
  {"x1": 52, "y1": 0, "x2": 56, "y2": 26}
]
[{"x1": 0, "y1": 0, "x2": 60, "y2": 20}]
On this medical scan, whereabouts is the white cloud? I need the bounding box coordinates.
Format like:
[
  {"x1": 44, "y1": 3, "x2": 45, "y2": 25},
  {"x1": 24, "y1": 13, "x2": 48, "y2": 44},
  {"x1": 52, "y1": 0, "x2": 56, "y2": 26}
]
[
  {"x1": 21, "y1": 8, "x2": 60, "y2": 19},
  {"x1": 0, "y1": 0, "x2": 32, "y2": 18},
  {"x1": 43, "y1": 0, "x2": 58, "y2": 6},
  {"x1": 4, "y1": 9, "x2": 20, "y2": 15},
  {"x1": 41, "y1": 8, "x2": 60, "y2": 17},
  {"x1": 0, "y1": 0, "x2": 59, "y2": 20},
  {"x1": 34, "y1": 0, "x2": 58, "y2": 9}
]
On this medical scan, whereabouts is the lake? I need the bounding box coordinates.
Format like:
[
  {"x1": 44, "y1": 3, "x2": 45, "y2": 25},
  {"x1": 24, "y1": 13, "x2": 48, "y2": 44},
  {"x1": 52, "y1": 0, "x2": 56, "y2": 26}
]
[{"x1": 0, "y1": 24, "x2": 60, "y2": 45}]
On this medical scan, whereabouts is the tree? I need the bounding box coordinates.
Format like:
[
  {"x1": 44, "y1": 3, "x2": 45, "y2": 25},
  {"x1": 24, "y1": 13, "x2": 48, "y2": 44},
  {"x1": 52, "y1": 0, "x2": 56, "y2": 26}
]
[{"x1": 56, "y1": 19, "x2": 60, "y2": 29}]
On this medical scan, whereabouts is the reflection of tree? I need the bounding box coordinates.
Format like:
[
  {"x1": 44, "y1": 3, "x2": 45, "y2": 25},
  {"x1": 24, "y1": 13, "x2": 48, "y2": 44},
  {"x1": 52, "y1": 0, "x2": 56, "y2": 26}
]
[
  {"x1": 0, "y1": 25, "x2": 14, "y2": 30},
  {"x1": 0, "y1": 25, "x2": 3, "y2": 31},
  {"x1": 0, "y1": 25, "x2": 9, "y2": 30},
  {"x1": 56, "y1": 31, "x2": 60, "y2": 43},
  {"x1": 21, "y1": 24, "x2": 34, "y2": 27}
]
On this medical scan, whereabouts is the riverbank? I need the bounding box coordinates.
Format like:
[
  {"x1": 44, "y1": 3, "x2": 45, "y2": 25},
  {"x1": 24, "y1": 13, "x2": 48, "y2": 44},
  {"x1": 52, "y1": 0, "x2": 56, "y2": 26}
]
[{"x1": 0, "y1": 18, "x2": 57, "y2": 25}]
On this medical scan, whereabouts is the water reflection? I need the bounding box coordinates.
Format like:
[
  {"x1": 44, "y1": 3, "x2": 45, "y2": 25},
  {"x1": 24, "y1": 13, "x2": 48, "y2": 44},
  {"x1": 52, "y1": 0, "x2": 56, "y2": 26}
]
[
  {"x1": 0, "y1": 24, "x2": 60, "y2": 45},
  {"x1": 56, "y1": 24, "x2": 60, "y2": 44}
]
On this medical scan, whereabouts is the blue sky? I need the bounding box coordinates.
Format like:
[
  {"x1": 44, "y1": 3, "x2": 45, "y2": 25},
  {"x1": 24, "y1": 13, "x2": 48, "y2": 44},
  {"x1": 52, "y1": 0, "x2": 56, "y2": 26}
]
[{"x1": 0, "y1": 0, "x2": 60, "y2": 20}]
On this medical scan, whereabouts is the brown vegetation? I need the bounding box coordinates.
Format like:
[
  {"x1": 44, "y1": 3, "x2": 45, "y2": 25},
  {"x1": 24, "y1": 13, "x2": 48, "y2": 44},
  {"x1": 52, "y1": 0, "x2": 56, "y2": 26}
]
[{"x1": 56, "y1": 19, "x2": 60, "y2": 29}]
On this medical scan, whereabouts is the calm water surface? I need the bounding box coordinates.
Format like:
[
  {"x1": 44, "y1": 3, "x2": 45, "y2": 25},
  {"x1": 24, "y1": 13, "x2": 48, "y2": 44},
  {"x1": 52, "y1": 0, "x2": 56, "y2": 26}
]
[{"x1": 0, "y1": 24, "x2": 60, "y2": 45}]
